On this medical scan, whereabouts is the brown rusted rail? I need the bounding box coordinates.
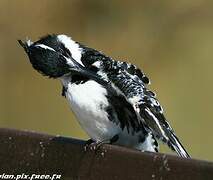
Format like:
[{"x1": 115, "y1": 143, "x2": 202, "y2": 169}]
[{"x1": 0, "y1": 128, "x2": 212, "y2": 180}]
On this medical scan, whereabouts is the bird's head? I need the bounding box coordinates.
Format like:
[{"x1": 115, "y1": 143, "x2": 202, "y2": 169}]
[{"x1": 18, "y1": 34, "x2": 85, "y2": 78}]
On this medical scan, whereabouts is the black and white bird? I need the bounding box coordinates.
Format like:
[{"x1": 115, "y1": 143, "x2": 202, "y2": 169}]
[{"x1": 18, "y1": 34, "x2": 190, "y2": 158}]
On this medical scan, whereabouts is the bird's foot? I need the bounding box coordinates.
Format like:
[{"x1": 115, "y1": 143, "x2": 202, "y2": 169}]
[
  {"x1": 84, "y1": 139, "x2": 103, "y2": 152},
  {"x1": 84, "y1": 139, "x2": 94, "y2": 151},
  {"x1": 84, "y1": 134, "x2": 119, "y2": 153}
]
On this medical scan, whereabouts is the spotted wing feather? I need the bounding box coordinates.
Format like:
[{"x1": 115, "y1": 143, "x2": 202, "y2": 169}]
[{"x1": 101, "y1": 58, "x2": 190, "y2": 158}]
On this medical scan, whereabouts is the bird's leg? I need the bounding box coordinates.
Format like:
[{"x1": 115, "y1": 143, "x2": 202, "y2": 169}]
[{"x1": 84, "y1": 134, "x2": 119, "y2": 152}]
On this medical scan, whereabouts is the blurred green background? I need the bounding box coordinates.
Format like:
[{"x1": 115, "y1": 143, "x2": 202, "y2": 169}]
[{"x1": 0, "y1": 0, "x2": 212, "y2": 161}]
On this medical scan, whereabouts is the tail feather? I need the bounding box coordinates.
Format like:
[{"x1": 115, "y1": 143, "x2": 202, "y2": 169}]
[
  {"x1": 141, "y1": 108, "x2": 190, "y2": 158},
  {"x1": 167, "y1": 130, "x2": 190, "y2": 158}
]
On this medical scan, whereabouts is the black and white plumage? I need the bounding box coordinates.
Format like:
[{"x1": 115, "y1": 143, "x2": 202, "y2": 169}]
[{"x1": 18, "y1": 34, "x2": 190, "y2": 158}]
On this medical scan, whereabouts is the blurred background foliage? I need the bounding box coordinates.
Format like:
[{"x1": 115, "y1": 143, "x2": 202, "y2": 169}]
[{"x1": 0, "y1": 0, "x2": 212, "y2": 160}]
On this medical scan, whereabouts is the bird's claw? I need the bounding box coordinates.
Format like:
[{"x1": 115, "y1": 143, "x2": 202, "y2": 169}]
[{"x1": 84, "y1": 139, "x2": 104, "y2": 153}]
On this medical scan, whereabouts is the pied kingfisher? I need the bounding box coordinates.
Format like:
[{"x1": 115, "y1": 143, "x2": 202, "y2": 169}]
[{"x1": 18, "y1": 34, "x2": 190, "y2": 158}]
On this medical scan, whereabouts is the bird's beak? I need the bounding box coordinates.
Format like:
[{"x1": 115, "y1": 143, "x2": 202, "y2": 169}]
[{"x1": 18, "y1": 40, "x2": 30, "y2": 53}]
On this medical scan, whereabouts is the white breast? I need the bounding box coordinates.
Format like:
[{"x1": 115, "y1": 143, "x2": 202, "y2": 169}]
[{"x1": 61, "y1": 79, "x2": 120, "y2": 141}]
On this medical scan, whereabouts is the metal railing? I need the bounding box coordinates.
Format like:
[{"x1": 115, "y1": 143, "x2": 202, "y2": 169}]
[{"x1": 0, "y1": 128, "x2": 212, "y2": 180}]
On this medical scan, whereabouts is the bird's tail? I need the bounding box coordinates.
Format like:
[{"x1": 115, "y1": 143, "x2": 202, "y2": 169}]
[
  {"x1": 166, "y1": 129, "x2": 190, "y2": 158},
  {"x1": 139, "y1": 107, "x2": 190, "y2": 158}
]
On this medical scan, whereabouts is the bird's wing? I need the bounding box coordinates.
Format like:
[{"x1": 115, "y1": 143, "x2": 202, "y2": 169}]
[
  {"x1": 105, "y1": 92, "x2": 146, "y2": 134},
  {"x1": 101, "y1": 58, "x2": 190, "y2": 158},
  {"x1": 110, "y1": 60, "x2": 151, "y2": 85}
]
